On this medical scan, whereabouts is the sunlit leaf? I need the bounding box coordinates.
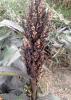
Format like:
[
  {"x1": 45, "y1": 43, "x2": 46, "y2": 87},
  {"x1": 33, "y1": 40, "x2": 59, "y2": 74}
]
[
  {"x1": 0, "y1": 20, "x2": 24, "y2": 32},
  {"x1": 0, "y1": 66, "x2": 22, "y2": 76}
]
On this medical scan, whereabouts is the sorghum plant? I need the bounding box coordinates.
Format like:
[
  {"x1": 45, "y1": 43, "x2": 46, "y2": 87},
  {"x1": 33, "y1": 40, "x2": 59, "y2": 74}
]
[{"x1": 23, "y1": 0, "x2": 51, "y2": 99}]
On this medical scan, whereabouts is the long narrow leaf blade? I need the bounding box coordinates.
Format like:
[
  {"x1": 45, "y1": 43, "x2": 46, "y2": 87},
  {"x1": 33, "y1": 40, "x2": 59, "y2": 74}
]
[
  {"x1": 0, "y1": 20, "x2": 24, "y2": 32},
  {"x1": 0, "y1": 67, "x2": 22, "y2": 76}
]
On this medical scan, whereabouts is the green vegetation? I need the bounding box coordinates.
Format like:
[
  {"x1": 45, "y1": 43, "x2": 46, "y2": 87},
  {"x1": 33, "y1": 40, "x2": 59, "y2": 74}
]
[{"x1": 46, "y1": 0, "x2": 71, "y2": 19}]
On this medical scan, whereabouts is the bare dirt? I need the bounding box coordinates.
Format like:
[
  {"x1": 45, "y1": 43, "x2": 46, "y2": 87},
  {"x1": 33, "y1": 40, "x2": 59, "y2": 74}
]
[{"x1": 49, "y1": 66, "x2": 71, "y2": 100}]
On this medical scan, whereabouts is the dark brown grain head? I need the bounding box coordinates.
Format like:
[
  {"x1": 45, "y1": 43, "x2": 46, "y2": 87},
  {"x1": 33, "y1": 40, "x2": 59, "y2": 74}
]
[{"x1": 23, "y1": 0, "x2": 51, "y2": 79}]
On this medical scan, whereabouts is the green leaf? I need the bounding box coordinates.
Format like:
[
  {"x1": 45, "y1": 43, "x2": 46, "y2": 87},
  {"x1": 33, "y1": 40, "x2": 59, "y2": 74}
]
[
  {"x1": 0, "y1": 66, "x2": 22, "y2": 76},
  {"x1": 0, "y1": 27, "x2": 11, "y2": 41},
  {"x1": 47, "y1": 93, "x2": 61, "y2": 100},
  {"x1": 2, "y1": 45, "x2": 21, "y2": 66},
  {"x1": 0, "y1": 93, "x2": 28, "y2": 100}
]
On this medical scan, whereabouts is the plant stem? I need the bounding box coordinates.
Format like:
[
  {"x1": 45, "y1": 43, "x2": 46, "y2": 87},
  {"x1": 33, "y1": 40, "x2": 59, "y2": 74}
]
[{"x1": 31, "y1": 78, "x2": 37, "y2": 100}]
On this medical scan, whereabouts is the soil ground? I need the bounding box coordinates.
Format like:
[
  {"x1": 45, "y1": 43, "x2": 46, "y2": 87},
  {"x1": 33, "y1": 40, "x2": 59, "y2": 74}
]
[{"x1": 49, "y1": 66, "x2": 71, "y2": 100}]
